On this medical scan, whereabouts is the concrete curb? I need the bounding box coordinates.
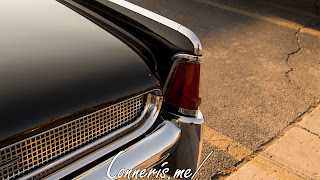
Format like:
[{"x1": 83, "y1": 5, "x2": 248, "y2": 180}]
[{"x1": 226, "y1": 106, "x2": 320, "y2": 180}]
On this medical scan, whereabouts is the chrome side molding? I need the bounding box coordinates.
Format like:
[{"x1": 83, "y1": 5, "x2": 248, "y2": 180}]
[{"x1": 106, "y1": 0, "x2": 202, "y2": 56}]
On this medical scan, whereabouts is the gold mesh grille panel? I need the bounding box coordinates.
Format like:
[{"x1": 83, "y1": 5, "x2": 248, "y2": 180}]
[{"x1": 0, "y1": 95, "x2": 145, "y2": 180}]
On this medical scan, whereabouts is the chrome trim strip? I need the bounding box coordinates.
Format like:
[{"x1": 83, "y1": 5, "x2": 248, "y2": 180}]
[
  {"x1": 20, "y1": 91, "x2": 163, "y2": 180},
  {"x1": 106, "y1": 0, "x2": 202, "y2": 55},
  {"x1": 172, "y1": 110, "x2": 204, "y2": 125},
  {"x1": 177, "y1": 26, "x2": 202, "y2": 55},
  {"x1": 107, "y1": 0, "x2": 180, "y2": 30},
  {"x1": 178, "y1": 108, "x2": 199, "y2": 117}
]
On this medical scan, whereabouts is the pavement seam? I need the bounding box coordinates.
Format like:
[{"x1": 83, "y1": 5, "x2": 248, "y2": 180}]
[
  {"x1": 255, "y1": 103, "x2": 319, "y2": 149},
  {"x1": 224, "y1": 115, "x2": 320, "y2": 179},
  {"x1": 213, "y1": 104, "x2": 320, "y2": 179},
  {"x1": 247, "y1": 153, "x2": 306, "y2": 180},
  {"x1": 296, "y1": 124, "x2": 320, "y2": 137},
  {"x1": 256, "y1": 127, "x2": 320, "y2": 180}
]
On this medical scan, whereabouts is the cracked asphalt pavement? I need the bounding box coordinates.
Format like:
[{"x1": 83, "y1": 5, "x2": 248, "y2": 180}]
[{"x1": 127, "y1": 0, "x2": 320, "y2": 179}]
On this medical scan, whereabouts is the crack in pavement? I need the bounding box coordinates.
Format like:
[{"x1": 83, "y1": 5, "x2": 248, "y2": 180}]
[
  {"x1": 285, "y1": 23, "x2": 320, "y2": 83},
  {"x1": 285, "y1": 28, "x2": 302, "y2": 83}
]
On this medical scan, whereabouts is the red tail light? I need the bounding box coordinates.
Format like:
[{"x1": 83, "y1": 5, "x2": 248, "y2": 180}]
[{"x1": 165, "y1": 61, "x2": 202, "y2": 110}]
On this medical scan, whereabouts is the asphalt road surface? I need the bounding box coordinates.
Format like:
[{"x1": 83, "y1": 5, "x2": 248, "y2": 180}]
[{"x1": 127, "y1": 0, "x2": 320, "y2": 179}]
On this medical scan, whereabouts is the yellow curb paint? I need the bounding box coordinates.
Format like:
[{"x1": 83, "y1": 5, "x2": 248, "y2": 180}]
[
  {"x1": 249, "y1": 154, "x2": 305, "y2": 180},
  {"x1": 204, "y1": 125, "x2": 252, "y2": 161},
  {"x1": 196, "y1": 0, "x2": 320, "y2": 37},
  {"x1": 257, "y1": 0, "x2": 320, "y2": 20}
]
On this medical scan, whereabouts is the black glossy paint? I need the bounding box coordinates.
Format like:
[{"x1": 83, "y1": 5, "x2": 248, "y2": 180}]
[
  {"x1": 0, "y1": 0, "x2": 159, "y2": 142},
  {"x1": 63, "y1": 0, "x2": 195, "y2": 83}
]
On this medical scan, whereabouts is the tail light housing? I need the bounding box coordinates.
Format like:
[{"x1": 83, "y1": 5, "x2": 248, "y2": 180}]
[{"x1": 165, "y1": 60, "x2": 201, "y2": 111}]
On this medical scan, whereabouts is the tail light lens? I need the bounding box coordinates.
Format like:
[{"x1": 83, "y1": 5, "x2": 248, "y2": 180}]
[{"x1": 165, "y1": 61, "x2": 202, "y2": 110}]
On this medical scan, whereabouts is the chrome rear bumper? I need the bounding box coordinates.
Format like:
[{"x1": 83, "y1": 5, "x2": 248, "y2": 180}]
[
  {"x1": 73, "y1": 120, "x2": 180, "y2": 180},
  {"x1": 46, "y1": 111, "x2": 204, "y2": 180}
]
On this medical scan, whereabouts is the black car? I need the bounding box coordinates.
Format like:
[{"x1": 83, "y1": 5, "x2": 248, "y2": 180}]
[{"x1": 0, "y1": 0, "x2": 204, "y2": 179}]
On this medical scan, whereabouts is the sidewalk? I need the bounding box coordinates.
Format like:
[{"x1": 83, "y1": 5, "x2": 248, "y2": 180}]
[{"x1": 226, "y1": 106, "x2": 320, "y2": 180}]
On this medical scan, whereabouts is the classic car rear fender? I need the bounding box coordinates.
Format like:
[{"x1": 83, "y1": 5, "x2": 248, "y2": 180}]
[{"x1": 58, "y1": 0, "x2": 202, "y2": 86}]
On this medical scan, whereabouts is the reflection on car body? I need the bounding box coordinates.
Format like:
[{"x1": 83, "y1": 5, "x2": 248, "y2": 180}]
[{"x1": 0, "y1": 0, "x2": 204, "y2": 179}]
